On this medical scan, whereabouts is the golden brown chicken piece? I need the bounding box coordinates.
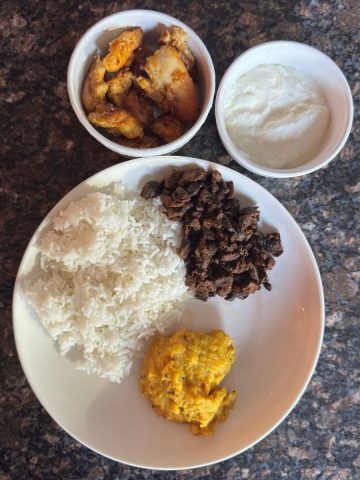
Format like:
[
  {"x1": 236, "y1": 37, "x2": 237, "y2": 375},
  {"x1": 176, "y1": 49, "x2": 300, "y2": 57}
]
[
  {"x1": 115, "y1": 134, "x2": 161, "y2": 149},
  {"x1": 137, "y1": 46, "x2": 198, "y2": 124},
  {"x1": 107, "y1": 70, "x2": 134, "y2": 107},
  {"x1": 122, "y1": 89, "x2": 154, "y2": 126},
  {"x1": 159, "y1": 26, "x2": 195, "y2": 71},
  {"x1": 103, "y1": 28, "x2": 143, "y2": 73},
  {"x1": 81, "y1": 56, "x2": 108, "y2": 113},
  {"x1": 88, "y1": 103, "x2": 143, "y2": 139},
  {"x1": 150, "y1": 114, "x2": 183, "y2": 143}
]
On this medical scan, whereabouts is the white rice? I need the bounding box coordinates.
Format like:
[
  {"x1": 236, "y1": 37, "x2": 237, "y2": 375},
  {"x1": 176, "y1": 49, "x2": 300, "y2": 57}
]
[{"x1": 26, "y1": 183, "x2": 188, "y2": 382}]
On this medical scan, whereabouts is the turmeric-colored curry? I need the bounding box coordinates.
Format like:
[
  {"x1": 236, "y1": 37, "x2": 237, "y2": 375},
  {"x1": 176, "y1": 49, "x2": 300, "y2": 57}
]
[{"x1": 140, "y1": 329, "x2": 237, "y2": 435}]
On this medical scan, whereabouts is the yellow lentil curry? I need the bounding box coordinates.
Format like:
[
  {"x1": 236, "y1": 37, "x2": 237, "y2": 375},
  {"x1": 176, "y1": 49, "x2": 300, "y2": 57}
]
[{"x1": 140, "y1": 329, "x2": 237, "y2": 435}]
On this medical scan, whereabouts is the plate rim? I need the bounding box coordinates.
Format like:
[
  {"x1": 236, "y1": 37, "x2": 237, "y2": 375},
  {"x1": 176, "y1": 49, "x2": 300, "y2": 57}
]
[{"x1": 12, "y1": 155, "x2": 325, "y2": 470}]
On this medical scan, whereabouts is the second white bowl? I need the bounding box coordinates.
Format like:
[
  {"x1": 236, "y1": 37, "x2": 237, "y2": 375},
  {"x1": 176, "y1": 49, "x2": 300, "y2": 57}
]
[
  {"x1": 67, "y1": 10, "x2": 215, "y2": 158},
  {"x1": 215, "y1": 41, "x2": 353, "y2": 178}
]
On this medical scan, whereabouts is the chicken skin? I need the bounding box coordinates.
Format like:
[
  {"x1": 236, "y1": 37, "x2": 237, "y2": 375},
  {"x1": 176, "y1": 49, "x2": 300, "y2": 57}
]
[
  {"x1": 159, "y1": 26, "x2": 195, "y2": 71},
  {"x1": 103, "y1": 27, "x2": 143, "y2": 73},
  {"x1": 88, "y1": 103, "x2": 143, "y2": 139},
  {"x1": 81, "y1": 56, "x2": 108, "y2": 113},
  {"x1": 107, "y1": 70, "x2": 134, "y2": 107},
  {"x1": 137, "y1": 46, "x2": 198, "y2": 124}
]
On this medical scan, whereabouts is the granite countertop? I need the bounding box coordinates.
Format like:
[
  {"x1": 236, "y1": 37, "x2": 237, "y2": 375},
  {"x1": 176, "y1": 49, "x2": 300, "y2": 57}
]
[{"x1": 1, "y1": 0, "x2": 359, "y2": 478}]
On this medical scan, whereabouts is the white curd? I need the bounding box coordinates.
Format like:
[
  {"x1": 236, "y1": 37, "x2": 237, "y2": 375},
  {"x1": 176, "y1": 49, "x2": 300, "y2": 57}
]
[{"x1": 224, "y1": 64, "x2": 330, "y2": 169}]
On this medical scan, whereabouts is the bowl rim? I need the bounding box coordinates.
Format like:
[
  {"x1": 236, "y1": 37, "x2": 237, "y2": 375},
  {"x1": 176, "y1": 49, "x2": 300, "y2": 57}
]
[
  {"x1": 215, "y1": 40, "x2": 354, "y2": 178},
  {"x1": 13, "y1": 155, "x2": 325, "y2": 470},
  {"x1": 67, "y1": 9, "x2": 216, "y2": 158}
]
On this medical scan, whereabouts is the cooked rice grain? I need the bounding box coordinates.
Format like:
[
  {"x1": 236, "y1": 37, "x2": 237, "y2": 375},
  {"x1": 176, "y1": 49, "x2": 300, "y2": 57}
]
[{"x1": 26, "y1": 184, "x2": 188, "y2": 382}]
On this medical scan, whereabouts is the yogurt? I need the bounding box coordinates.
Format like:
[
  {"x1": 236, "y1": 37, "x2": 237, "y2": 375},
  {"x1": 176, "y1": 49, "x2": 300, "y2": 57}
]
[{"x1": 224, "y1": 64, "x2": 330, "y2": 169}]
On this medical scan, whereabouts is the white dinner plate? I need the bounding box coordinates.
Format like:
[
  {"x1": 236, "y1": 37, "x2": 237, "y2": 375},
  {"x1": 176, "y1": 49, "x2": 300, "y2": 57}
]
[{"x1": 13, "y1": 156, "x2": 324, "y2": 470}]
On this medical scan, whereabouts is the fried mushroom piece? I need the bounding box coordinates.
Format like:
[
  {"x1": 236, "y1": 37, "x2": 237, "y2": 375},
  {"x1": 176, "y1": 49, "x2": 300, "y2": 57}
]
[
  {"x1": 159, "y1": 26, "x2": 195, "y2": 71},
  {"x1": 114, "y1": 134, "x2": 160, "y2": 149},
  {"x1": 150, "y1": 114, "x2": 183, "y2": 142},
  {"x1": 122, "y1": 89, "x2": 154, "y2": 126},
  {"x1": 137, "y1": 46, "x2": 198, "y2": 124},
  {"x1": 103, "y1": 27, "x2": 143, "y2": 73},
  {"x1": 107, "y1": 70, "x2": 134, "y2": 107},
  {"x1": 81, "y1": 56, "x2": 108, "y2": 113},
  {"x1": 88, "y1": 103, "x2": 144, "y2": 139},
  {"x1": 141, "y1": 168, "x2": 283, "y2": 301},
  {"x1": 140, "y1": 180, "x2": 164, "y2": 199}
]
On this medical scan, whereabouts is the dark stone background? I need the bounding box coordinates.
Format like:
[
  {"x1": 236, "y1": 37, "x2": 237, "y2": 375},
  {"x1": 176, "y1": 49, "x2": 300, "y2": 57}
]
[{"x1": 0, "y1": 1, "x2": 359, "y2": 479}]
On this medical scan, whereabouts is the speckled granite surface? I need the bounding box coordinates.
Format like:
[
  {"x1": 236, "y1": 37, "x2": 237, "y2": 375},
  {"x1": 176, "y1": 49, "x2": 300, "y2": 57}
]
[{"x1": 1, "y1": 0, "x2": 359, "y2": 478}]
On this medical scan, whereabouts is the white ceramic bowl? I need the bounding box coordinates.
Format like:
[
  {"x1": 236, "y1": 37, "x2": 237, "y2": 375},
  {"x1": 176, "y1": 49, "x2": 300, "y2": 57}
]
[
  {"x1": 216, "y1": 41, "x2": 353, "y2": 178},
  {"x1": 67, "y1": 10, "x2": 215, "y2": 157},
  {"x1": 13, "y1": 156, "x2": 324, "y2": 470}
]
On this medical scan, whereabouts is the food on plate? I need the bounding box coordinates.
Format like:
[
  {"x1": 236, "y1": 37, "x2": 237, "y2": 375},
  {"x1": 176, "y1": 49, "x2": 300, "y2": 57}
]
[
  {"x1": 103, "y1": 27, "x2": 143, "y2": 72},
  {"x1": 137, "y1": 45, "x2": 198, "y2": 124},
  {"x1": 88, "y1": 103, "x2": 144, "y2": 139},
  {"x1": 150, "y1": 114, "x2": 183, "y2": 143},
  {"x1": 140, "y1": 180, "x2": 165, "y2": 199},
  {"x1": 159, "y1": 26, "x2": 195, "y2": 71},
  {"x1": 141, "y1": 167, "x2": 283, "y2": 301},
  {"x1": 140, "y1": 329, "x2": 236, "y2": 436},
  {"x1": 81, "y1": 56, "x2": 108, "y2": 113},
  {"x1": 82, "y1": 25, "x2": 199, "y2": 147},
  {"x1": 106, "y1": 70, "x2": 134, "y2": 107},
  {"x1": 224, "y1": 64, "x2": 330, "y2": 169},
  {"x1": 25, "y1": 184, "x2": 188, "y2": 382}
]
